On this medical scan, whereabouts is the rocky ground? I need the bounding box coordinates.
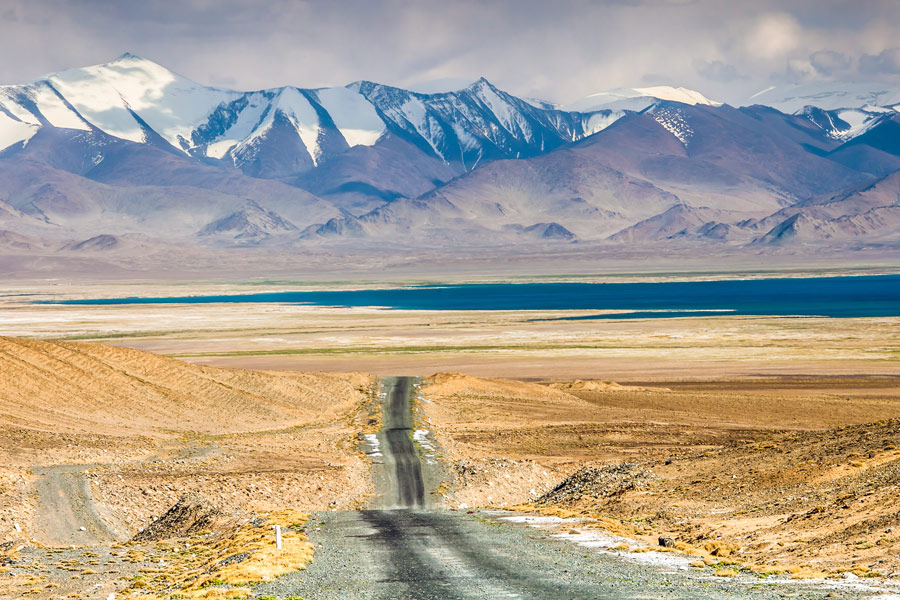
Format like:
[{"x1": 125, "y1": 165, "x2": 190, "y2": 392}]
[
  {"x1": 526, "y1": 418, "x2": 900, "y2": 578},
  {"x1": 0, "y1": 337, "x2": 378, "y2": 598},
  {"x1": 254, "y1": 507, "x2": 900, "y2": 600},
  {"x1": 420, "y1": 372, "x2": 900, "y2": 578},
  {"x1": 2, "y1": 337, "x2": 900, "y2": 597}
]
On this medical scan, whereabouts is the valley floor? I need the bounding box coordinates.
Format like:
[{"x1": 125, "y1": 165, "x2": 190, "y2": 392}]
[
  {"x1": 1, "y1": 278, "x2": 899, "y2": 598},
  {"x1": 2, "y1": 277, "x2": 899, "y2": 381}
]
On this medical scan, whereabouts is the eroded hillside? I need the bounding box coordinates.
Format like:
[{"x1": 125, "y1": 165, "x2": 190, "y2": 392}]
[{"x1": 0, "y1": 337, "x2": 375, "y2": 547}]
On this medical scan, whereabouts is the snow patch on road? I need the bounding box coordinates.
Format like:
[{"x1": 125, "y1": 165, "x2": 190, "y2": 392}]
[
  {"x1": 498, "y1": 513, "x2": 692, "y2": 571},
  {"x1": 361, "y1": 433, "x2": 382, "y2": 458},
  {"x1": 498, "y1": 510, "x2": 900, "y2": 596},
  {"x1": 554, "y1": 530, "x2": 694, "y2": 570},
  {"x1": 500, "y1": 515, "x2": 578, "y2": 525},
  {"x1": 413, "y1": 429, "x2": 438, "y2": 464}
]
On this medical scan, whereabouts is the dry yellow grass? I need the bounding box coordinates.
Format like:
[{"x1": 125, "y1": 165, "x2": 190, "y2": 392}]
[
  {"x1": 125, "y1": 590, "x2": 251, "y2": 600},
  {"x1": 703, "y1": 541, "x2": 737, "y2": 557},
  {"x1": 117, "y1": 509, "x2": 313, "y2": 600},
  {"x1": 197, "y1": 510, "x2": 314, "y2": 587}
]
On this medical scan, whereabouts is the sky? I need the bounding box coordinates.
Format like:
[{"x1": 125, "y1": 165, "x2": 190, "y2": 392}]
[{"x1": 1, "y1": 0, "x2": 899, "y2": 104}]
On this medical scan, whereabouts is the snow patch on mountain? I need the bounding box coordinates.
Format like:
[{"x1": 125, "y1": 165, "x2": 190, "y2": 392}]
[
  {"x1": 582, "y1": 111, "x2": 626, "y2": 136},
  {"x1": 0, "y1": 112, "x2": 38, "y2": 149},
  {"x1": 0, "y1": 81, "x2": 91, "y2": 131},
  {"x1": 0, "y1": 91, "x2": 37, "y2": 124},
  {"x1": 470, "y1": 79, "x2": 534, "y2": 143},
  {"x1": 398, "y1": 96, "x2": 446, "y2": 157},
  {"x1": 203, "y1": 92, "x2": 273, "y2": 160},
  {"x1": 46, "y1": 53, "x2": 237, "y2": 148},
  {"x1": 270, "y1": 87, "x2": 322, "y2": 164},
  {"x1": 833, "y1": 108, "x2": 888, "y2": 139},
  {"x1": 648, "y1": 105, "x2": 693, "y2": 146},
  {"x1": 746, "y1": 82, "x2": 900, "y2": 113},
  {"x1": 522, "y1": 97, "x2": 558, "y2": 110},
  {"x1": 798, "y1": 103, "x2": 894, "y2": 141},
  {"x1": 451, "y1": 121, "x2": 482, "y2": 153},
  {"x1": 315, "y1": 85, "x2": 385, "y2": 147},
  {"x1": 566, "y1": 86, "x2": 720, "y2": 113}
]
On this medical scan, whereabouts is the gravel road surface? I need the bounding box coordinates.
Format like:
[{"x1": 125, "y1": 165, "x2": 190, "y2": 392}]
[
  {"x1": 257, "y1": 377, "x2": 889, "y2": 599},
  {"x1": 31, "y1": 464, "x2": 123, "y2": 545}
]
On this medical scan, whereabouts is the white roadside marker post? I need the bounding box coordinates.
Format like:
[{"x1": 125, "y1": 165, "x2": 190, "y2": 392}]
[{"x1": 274, "y1": 524, "x2": 282, "y2": 550}]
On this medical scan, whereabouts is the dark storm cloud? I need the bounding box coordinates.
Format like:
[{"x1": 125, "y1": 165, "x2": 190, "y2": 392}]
[
  {"x1": 1, "y1": 0, "x2": 899, "y2": 104},
  {"x1": 809, "y1": 50, "x2": 852, "y2": 76},
  {"x1": 694, "y1": 59, "x2": 743, "y2": 83},
  {"x1": 859, "y1": 48, "x2": 900, "y2": 76}
]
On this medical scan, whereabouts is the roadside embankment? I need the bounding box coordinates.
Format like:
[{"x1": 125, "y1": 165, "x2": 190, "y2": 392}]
[{"x1": 421, "y1": 371, "x2": 900, "y2": 577}]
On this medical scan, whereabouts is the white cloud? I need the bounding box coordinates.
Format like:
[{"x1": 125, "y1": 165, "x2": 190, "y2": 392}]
[
  {"x1": 0, "y1": 0, "x2": 898, "y2": 106},
  {"x1": 742, "y1": 13, "x2": 803, "y2": 61}
]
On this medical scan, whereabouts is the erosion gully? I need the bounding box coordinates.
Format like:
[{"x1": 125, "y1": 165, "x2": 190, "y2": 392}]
[{"x1": 255, "y1": 377, "x2": 876, "y2": 600}]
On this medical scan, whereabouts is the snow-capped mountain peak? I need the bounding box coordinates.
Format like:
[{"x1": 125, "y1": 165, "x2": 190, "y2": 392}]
[
  {"x1": 744, "y1": 82, "x2": 900, "y2": 113},
  {"x1": 631, "y1": 86, "x2": 721, "y2": 106},
  {"x1": 0, "y1": 57, "x2": 695, "y2": 179},
  {"x1": 564, "y1": 85, "x2": 721, "y2": 113},
  {"x1": 111, "y1": 51, "x2": 142, "y2": 62},
  {"x1": 3, "y1": 54, "x2": 896, "y2": 194},
  {"x1": 406, "y1": 77, "x2": 479, "y2": 94},
  {"x1": 43, "y1": 52, "x2": 237, "y2": 147},
  {"x1": 747, "y1": 82, "x2": 900, "y2": 142}
]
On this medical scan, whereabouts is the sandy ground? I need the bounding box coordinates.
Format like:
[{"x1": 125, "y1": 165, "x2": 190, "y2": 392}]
[
  {"x1": 3, "y1": 245, "x2": 899, "y2": 284},
  {"x1": 1, "y1": 283, "x2": 898, "y2": 381},
  {"x1": 0, "y1": 337, "x2": 376, "y2": 550},
  {"x1": 419, "y1": 372, "x2": 900, "y2": 577},
  {"x1": 0, "y1": 337, "x2": 379, "y2": 598},
  {"x1": 2, "y1": 274, "x2": 900, "y2": 594},
  {"x1": 2, "y1": 338, "x2": 900, "y2": 595}
]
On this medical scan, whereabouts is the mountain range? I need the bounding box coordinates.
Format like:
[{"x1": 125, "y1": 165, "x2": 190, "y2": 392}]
[{"x1": 1, "y1": 53, "x2": 898, "y2": 263}]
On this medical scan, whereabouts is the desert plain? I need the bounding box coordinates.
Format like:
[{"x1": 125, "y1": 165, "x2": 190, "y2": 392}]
[{"x1": 1, "y1": 275, "x2": 900, "y2": 598}]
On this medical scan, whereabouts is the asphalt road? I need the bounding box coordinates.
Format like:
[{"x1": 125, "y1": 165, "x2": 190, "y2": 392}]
[
  {"x1": 380, "y1": 376, "x2": 426, "y2": 509},
  {"x1": 257, "y1": 377, "x2": 877, "y2": 599}
]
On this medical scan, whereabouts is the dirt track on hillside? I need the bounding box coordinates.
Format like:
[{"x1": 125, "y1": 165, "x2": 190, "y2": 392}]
[
  {"x1": 31, "y1": 465, "x2": 123, "y2": 546},
  {"x1": 0, "y1": 336, "x2": 375, "y2": 547}
]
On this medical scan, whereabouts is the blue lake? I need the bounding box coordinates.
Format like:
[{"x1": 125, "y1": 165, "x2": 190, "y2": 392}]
[{"x1": 47, "y1": 274, "x2": 900, "y2": 319}]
